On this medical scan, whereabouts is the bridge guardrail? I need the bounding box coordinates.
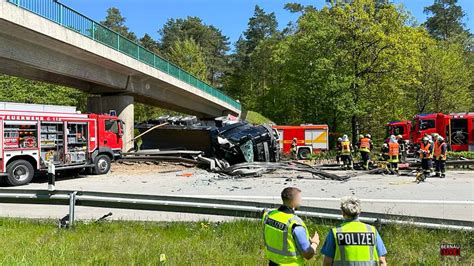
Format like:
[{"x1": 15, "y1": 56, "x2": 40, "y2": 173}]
[
  {"x1": 0, "y1": 189, "x2": 471, "y2": 231},
  {"x1": 6, "y1": 0, "x2": 241, "y2": 111}
]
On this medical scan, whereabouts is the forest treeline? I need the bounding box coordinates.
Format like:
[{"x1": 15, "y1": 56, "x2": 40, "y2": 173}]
[{"x1": 0, "y1": 0, "x2": 472, "y2": 141}]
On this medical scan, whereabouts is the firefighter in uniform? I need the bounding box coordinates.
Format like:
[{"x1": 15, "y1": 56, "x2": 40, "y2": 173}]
[
  {"x1": 419, "y1": 137, "x2": 433, "y2": 182},
  {"x1": 434, "y1": 136, "x2": 447, "y2": 178},
  {"x1": 263, "y1": 187, "x2": 319, "y2": 265},
  {"x1": 358, "y1": 134, "x2": 373, "y2": 170},
  {"x1": 380, "y1": 143, "x2": 389, "y2": 161},
  {"x1": 396, "y1": 135, "x2": 406, "y2": 162},
  {"x1": 321, "y1": 196, "x2": 387, "y2": 266},
  {"x1": 336, "y1": 137, "x2": 343, "y2": 166},
  {"x1": 291, "y1": 138, "x2": 298, "y2": 160},
  {"x1": 340, "y1": 135, "x2": 353, "y2": 170},
  {"x1": 388, "y1": 135, "x2": 400, "y2": 175}
]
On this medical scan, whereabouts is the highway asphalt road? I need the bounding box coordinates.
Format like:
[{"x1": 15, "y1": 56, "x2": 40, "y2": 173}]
[{"x1": 0, "y1": 163, "x2": 472, "y2": 222}]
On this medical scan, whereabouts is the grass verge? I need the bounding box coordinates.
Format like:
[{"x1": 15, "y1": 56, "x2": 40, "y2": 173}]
[
  {"x1": 0, "y1": 218, "x2": 471, "y2": 265},
  {"x1": 245, "y1": 111, "x2": 273, "y2": 125}
]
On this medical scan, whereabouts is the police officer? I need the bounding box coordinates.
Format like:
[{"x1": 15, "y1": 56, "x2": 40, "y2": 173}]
[
  {"x1": 263, "y1": 187, "x2": 320, "y2": 265},
  {"x1": 321, "y1": 196, "x2": 387, "y2": 266},
  {"x1": 388, "y1": 135, "x2": 400, "y2": 175},
  {"x1": 340, "y1": 135, "x2": 353, "y2": 170},
  {"x1": 358, "y1": 134, "x2": 373, "y2": 170},
  {"x1": 419, "y1": 137, "x2": 433, "y2": 182},
  {"x1": 434, "y1": 136, "x2": 447, "y2": 178}
]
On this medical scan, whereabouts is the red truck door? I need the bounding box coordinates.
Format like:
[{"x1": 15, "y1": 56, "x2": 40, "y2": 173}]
[{"x1": 98, "y1": 116, "x2": 123, "y2": 151}]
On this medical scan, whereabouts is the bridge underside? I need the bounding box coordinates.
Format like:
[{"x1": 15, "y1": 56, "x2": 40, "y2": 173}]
[
  {"x1": 0, "y1": 20, "x2": 234, "y2": 118},
  {"x1": 0, "y1": 2, "x2": 241, "y2": 151}
]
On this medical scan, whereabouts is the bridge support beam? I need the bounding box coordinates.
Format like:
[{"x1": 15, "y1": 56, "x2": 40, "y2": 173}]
[{"x1": 87, "y1": 95, "x2": 134, "y2": 152}]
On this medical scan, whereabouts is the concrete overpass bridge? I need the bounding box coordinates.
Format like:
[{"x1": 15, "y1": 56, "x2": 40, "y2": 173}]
[{"x1": 0, "y1": 0, "x2": 241, "y2": 150}]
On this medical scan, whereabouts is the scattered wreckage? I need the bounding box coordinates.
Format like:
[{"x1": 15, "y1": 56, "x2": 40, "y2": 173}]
[{"x1": 123, "y1": 116, "x2": 350, "y2": 181}]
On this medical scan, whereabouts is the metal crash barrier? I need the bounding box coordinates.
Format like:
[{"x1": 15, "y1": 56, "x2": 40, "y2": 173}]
[{"x1": 0, "y1": 189, "x2": 471, "y2": 231}]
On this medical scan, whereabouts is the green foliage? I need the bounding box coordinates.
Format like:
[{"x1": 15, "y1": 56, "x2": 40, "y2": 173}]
[
  {"x1": 3, "y1": 2, "x2": 472, "y2": 138},
  {"x1": 225, "y1": 0, "x2": 473, "y2": 142},
  {"x1": 159, "y1": 17, "x2": 230, "y2": 86},
  {"x1": 139, "y1": 33, "x2": 160, "y2": 54},
  {"x1": 166, "y1": 38, "x2": 209, "y2": 82},
  {"x1": 0, "y1": 75, "x2": 86, "y2": 111},
  {"x1": 411, "y1": 40, "x2": 472, "y2": 113},
  {"x1": 424, "y1": 0, "x2": 469, "y2": 40},
  {"x1": 307, "y1": 150, "x2": 338, "y2": 161},
  {"x1": 447, "y1": 151, "x2": 474, "y2": 159},
  {"x1": 0, "y1": 218, "x2": 471, "y2": 264},
  {"x1": 100, "y1": 7, "x2": 137, "y2": 41},
  {"x1": 245, "y1": 111, "x2": 273, "y2": 125},
  {"x1": 224, "y1": 5, "x2": 280, "y2": 110}
]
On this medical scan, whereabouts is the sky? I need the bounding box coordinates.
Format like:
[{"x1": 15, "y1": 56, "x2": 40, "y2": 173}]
[{"x1": 61, "y1": 0, "x2": 473, "y2": 50}]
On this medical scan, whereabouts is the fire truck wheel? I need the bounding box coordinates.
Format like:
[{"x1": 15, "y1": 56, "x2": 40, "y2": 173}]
[
  {"x1": 297, "y1": 148, "x2": 311, "y2": 160},
  {"x1": 93, "y1": 154, "x2": 111, "y2": 175},
  {"x1": 6, "y1": 160, "x2": 34, "y2": 186}
]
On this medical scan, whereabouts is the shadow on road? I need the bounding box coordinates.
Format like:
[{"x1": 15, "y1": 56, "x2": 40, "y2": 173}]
[{"x1": 0, "y1": 171, "x2": 89, "y2": 187}]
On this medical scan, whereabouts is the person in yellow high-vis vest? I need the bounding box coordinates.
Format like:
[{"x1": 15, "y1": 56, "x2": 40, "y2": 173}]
[
  {"x1": 321, "y1": 196, "x2": 387, "y2": 266},
  {"x1": 263, "y1": 187, "x2": 320, "y2": 265},
  {"x1": 340, "y1": 135, "x2": 353, "y2": 170}
]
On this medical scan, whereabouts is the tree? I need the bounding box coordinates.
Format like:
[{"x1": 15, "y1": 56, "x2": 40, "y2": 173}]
[
  {"x1": 166, "y1": 39, "x2": 209, "y2": 82},
  {"x1": 411, "y1": 41, "x2": 472, "y2": 113},
  {"x1": 139, "y1": 33, "x2": 159, "y2": 53},
  {"x1": 321, "y1": 0, "x2": 427, "y2": 141},
  {"x1": 158, "y1": 17, "x2": 230, "y2": 86},
  {"x1": 257, "y1": 0, "x2": 436, "y2": 142},
  {"x1": 100, "y1": 7, "x2": 137, "y2": 41},
  {"x1": 100, "y1": 8, "x2": 177, "y2": 122},
  {"x1": 424, "y1": 0, "x2": 469, "y2": 40},
  {"x1": 0, "y1": 75, "x2": 86, "y2": 110},
  {"x1": 224, "y1": 6, "x2": 280, "y2": 109},
  {"x1": 243, "y1": 5, "x2": 278, "y2": 53}
]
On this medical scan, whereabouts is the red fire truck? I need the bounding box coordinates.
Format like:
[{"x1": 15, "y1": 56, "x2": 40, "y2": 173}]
[
  {"x1": 386, "y1": 112, "x2": 474, "y2": 152},
  {"x1": 0, "y1": 102, "x2": 123, "y2": 186},
  {"x1": 273, "y1": 125, "x2": 329, "y2": 159}
]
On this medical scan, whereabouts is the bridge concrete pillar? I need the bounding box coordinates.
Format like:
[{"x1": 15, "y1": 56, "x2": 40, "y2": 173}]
[{"x1": 87, "y1": 95, "x2": 134, "y2": 152}]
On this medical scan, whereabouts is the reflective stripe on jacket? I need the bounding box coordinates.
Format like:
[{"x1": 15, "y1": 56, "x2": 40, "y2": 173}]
[
  {"x1": 420, "y1": 143, "x2": 432, "y2": 159},
  {"x1": 434, "y1": 142, "x2": 447, "y2": 160},
  {"x1": 359, "y1": 138, "x2": 371, "y2": 153},
  {"x1": 332, "y1": 221, "x2": 380, "y2": 266},
  {"x1": 388, "y1": 142, "x2": 399, "y2": 163},
  {"x1": 341, "y1": 141, "x2": 351, "y2": 155}
]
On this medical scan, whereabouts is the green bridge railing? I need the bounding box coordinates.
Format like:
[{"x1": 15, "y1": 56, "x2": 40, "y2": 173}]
[{"x1": 6, "y1": 0, "x2": 241, "y2": 110}]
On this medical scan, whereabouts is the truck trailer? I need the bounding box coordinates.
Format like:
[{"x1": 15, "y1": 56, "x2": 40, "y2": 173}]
[{"x1": 0, "y1": 102, "x2": 123, "y2": 186}]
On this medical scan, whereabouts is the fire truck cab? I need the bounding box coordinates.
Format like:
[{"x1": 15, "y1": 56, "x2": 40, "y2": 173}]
[
  {"x1": 386, "y1": 112, "x2": 474, "y2": 152},
  {"x1": 386, "y1": 120, "x2": 412, "y2": 141},
  {"x1": 0, "y1": 102, "x2": 123, "y2": 186}
]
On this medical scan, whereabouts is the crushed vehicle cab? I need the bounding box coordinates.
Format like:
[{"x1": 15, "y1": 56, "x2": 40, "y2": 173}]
[{"x1": 136, "y1": 116, "x2": 280, "y2": 165}]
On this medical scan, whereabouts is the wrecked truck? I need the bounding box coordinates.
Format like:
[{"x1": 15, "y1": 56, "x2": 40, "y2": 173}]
[{"x1": 136, "y1": 116, "x2": 280, "y2": 165}]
